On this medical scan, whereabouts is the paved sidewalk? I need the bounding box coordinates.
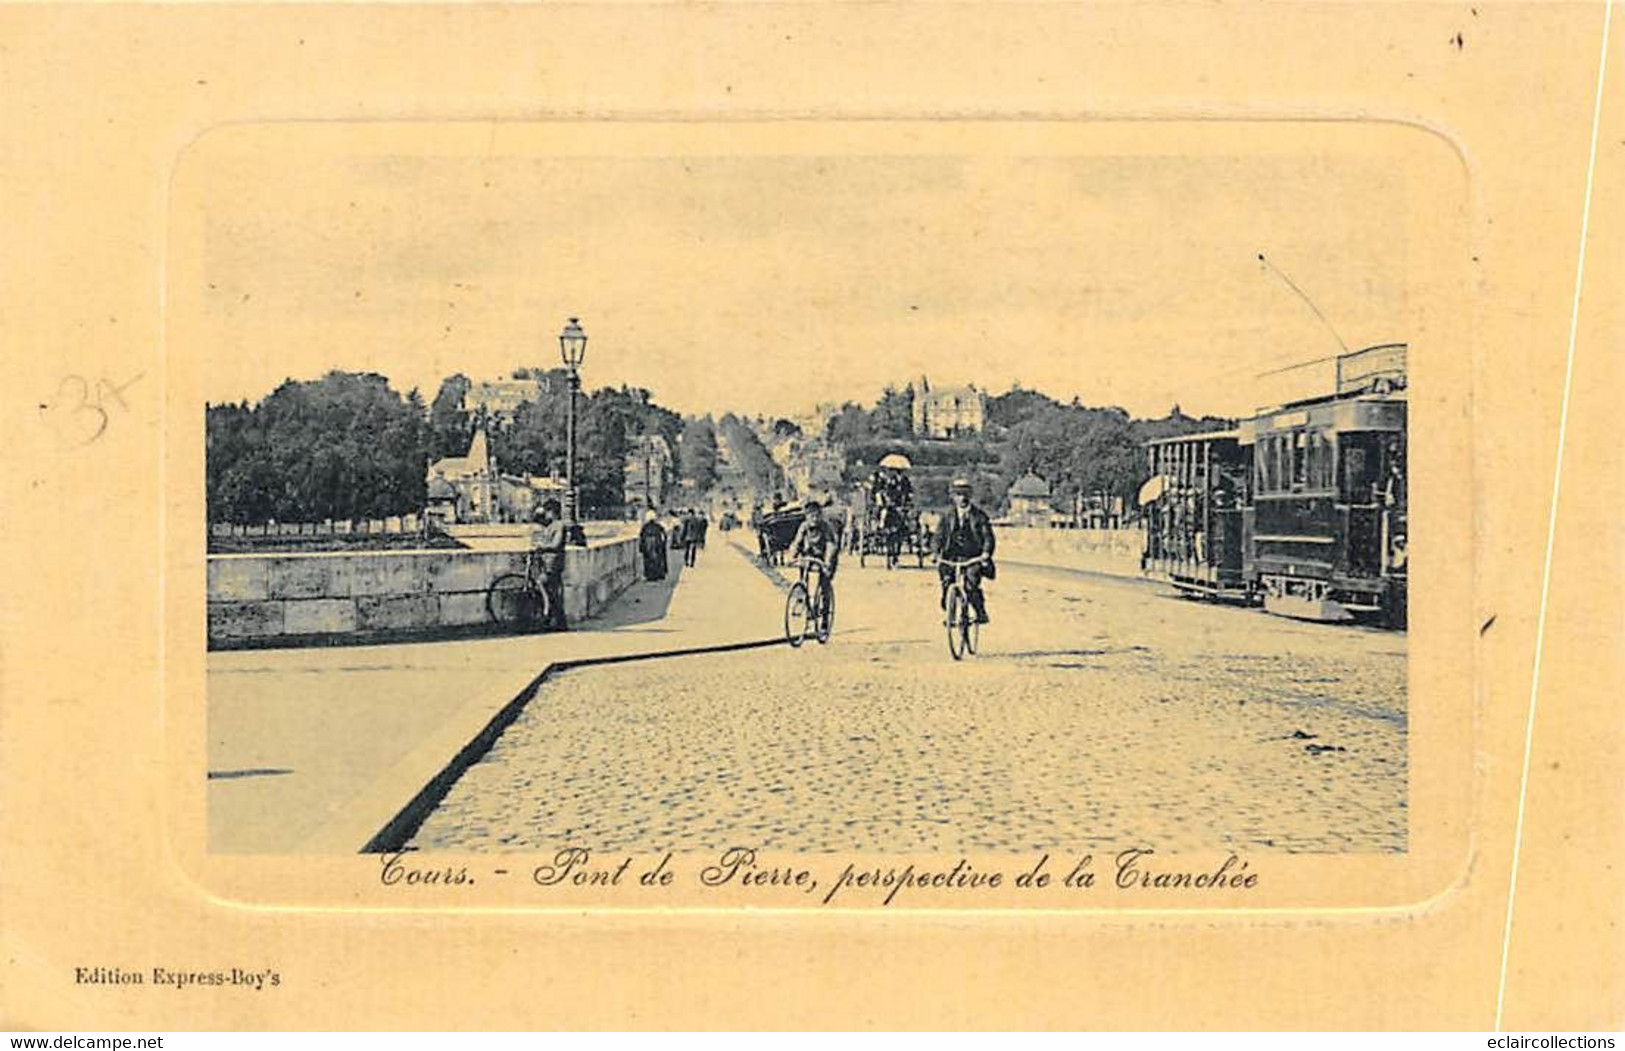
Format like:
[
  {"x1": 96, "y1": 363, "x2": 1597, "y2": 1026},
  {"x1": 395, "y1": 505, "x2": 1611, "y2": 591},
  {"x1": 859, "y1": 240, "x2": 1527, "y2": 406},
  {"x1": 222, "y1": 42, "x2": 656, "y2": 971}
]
[{"x1": 207, "y1": 539, "x2": 785, "y2": 854}]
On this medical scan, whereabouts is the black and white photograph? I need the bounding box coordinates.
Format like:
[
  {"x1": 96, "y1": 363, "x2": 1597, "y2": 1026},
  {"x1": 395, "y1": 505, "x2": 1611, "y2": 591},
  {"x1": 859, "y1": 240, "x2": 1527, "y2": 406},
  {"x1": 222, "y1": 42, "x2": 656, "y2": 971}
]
[{"x1": 197, "y1": 123, "x2": 1418, "y2": 865}]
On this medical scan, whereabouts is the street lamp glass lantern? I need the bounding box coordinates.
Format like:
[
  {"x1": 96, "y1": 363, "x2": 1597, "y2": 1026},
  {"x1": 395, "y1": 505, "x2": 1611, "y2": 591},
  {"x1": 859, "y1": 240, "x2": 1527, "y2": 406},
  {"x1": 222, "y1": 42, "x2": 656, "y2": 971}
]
[{"x1": 559, "y1": 317, "x2": 588, "y2": 369}]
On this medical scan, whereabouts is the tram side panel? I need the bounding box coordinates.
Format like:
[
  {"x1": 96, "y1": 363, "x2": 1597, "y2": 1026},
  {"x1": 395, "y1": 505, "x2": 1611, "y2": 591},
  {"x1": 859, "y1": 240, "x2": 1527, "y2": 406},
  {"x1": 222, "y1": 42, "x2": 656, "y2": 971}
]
[
  {"x1": 1142, "y1": 432, "x2": 1251, "y2": 602},
  {"x1": 1239, "y1": 396, "x2": 1406, "y2": 624}
]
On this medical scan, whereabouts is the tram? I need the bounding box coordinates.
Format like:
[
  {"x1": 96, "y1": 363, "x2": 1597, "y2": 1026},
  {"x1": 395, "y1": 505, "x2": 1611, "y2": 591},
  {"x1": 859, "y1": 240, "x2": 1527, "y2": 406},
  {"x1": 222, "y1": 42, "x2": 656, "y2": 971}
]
[{"x1": 1141, "y1": 343, "x2": 1408, "y2": 627}]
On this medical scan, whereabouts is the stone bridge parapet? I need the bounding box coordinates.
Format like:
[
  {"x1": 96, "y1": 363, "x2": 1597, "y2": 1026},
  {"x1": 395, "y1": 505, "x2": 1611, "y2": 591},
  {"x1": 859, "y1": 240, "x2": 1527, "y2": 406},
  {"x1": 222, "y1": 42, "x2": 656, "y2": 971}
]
[{"x1": 207, "y1": 537, "x2": 639, "y2": 650}]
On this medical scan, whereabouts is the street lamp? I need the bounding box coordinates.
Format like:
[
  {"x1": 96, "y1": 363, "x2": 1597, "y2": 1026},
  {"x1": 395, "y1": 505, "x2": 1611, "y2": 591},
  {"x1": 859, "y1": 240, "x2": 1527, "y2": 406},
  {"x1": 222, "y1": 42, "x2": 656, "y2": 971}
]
[{"x1": 558, "y1": 317, "x2": 588, "y2": 545}]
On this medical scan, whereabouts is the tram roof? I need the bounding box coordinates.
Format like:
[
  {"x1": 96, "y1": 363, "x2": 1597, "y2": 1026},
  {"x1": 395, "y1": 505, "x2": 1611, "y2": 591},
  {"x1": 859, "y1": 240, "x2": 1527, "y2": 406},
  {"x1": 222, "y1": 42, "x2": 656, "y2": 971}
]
[
  {"x1": 1266, "y1": 385, "x2": 1407, "y2": 414},
  {"x1": 1241, "y1": 389, "x2": 1407, "y2": 441},
  {"x1": 1145, "y1": 428, "x2": 1240, "y2": 448}
]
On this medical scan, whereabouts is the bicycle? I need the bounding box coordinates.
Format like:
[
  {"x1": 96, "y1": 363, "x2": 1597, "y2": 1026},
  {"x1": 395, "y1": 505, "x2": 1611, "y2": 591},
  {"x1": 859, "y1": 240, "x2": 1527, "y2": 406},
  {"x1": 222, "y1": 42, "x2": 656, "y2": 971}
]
[
  {"x1": 939, "y1": 556, "x2": 986, "y2": 660},
  {"x1": 784, "y1": 555, "x2": 835, "y2": 647},
  {"x1": 486, "y1": 552, "x2": 555, "y2": 633}
]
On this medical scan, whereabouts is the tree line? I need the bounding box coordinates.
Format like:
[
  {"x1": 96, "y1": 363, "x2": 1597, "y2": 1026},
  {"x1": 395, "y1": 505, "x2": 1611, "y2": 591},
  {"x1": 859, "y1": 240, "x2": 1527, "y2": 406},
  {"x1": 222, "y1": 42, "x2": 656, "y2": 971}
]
[
  {"x1": 207, "y1": 369, "x2": 686, "y2": 524},
  {"x1": 820, "y1": 383, "x2": 1231, "y2": 511},
  {"x1": 206, "y1": 369, "x2": 1228, "y2": 525},
  {"x1": 207, "y1": 372, "x2": 431, "y2": 525}
]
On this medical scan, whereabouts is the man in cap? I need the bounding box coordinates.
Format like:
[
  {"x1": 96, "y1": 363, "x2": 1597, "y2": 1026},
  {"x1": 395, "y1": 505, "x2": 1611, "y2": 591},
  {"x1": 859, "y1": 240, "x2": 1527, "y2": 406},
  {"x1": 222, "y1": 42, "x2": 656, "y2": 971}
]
[
  {"x1": 934, "y1": 477, "x2": 995, "y2": 623},
  {"x1": 789, "y1": 498, "x2": 840, "y2": 577},
  {"x1": 789, "y1": 498, "x2": 840, "y2": 617},
  {"x1": 531, "y1": 498, "x2": 568, "y2": 631}
]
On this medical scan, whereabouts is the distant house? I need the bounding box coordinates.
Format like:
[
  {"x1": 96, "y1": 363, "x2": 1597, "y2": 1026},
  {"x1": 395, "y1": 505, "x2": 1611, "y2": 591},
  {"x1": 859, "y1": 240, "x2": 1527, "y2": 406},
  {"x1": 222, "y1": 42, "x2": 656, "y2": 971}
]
[
  {"x1": 462, "y1": 373, "x2": 552, "y2": 421},
  {"x1": 498, "y1": 473, "x2": 567, "y2": 522},
  {"x1": 425, "y1": 475, "x2": 460, "y2": 527},
  {"x1": 426, "y1": 428, "x2": 499, "y2": 523},
  {"x1": 791, "y1": 402, "x2": 842, "y2": 440},
  {"x1": 784, "y1": 437, "x2": 845, "y2": 501},
  {"x1": 428, "y1": 422, "x2": 570, "y2": 525},
  {"x1": 1006, "y1": 472, "x2": 1053, "y2": 527},
  {"x1": 911, "y1": 376, "x2": 986, "y2": 438}
]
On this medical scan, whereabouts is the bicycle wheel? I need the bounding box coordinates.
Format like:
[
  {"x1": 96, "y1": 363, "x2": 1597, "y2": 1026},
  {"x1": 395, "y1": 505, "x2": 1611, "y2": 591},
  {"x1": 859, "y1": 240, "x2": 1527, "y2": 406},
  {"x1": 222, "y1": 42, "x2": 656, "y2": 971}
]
[
  {"x1": 784, "y1": 582, "x2": 810, "y2": 647},
  {"x1": 815, "y1": 579, "x2": 835, "y2": 644},
  {"x1": 964, "y1": 603, "x2": 980, "y2": 655},
  {"x1": 487, "y1": 572, "x2": 547, "y2": 632},
  {"x1": 946, "y1": 585, "x2": 967, "y2": 660}
]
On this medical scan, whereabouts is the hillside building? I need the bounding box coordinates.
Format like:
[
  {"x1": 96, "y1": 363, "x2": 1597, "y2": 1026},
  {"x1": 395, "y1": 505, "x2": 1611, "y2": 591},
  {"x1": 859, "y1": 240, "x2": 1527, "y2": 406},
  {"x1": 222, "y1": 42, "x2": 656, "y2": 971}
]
[
  {"x1": 911, "y1": 376, "x2": 987, "y2": 438},
  {"x1": 426, "y1": 427, "x2": 566, "y2": 524},
  {"x1": 426, "y1": 429, "x2": 498, "y2": 523},
  {"x1": 462, "y1": 373, "x2": 554, "y2": 421}
]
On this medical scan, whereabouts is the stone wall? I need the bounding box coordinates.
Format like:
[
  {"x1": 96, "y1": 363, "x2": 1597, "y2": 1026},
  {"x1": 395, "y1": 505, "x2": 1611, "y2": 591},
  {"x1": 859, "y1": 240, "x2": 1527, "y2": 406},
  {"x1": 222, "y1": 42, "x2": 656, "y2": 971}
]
[
  {"x1": 207, "y1": 538, "x2": 639, "y2": 649},
  {"x1": 992, "y1": 524, "x2": 1147, "y2": 580}
]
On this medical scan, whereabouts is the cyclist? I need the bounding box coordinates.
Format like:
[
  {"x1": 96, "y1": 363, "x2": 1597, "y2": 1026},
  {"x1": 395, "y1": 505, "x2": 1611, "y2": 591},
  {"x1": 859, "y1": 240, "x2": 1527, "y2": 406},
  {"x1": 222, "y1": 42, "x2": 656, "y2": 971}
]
[
  {"x1": 530, "y1": 498, "x2": 568, "y2": 631},
  {"x1": 789, "y1": 499, "x2": 840, "y2": 594},
  {"x1": 935, "y1": 477, "x2": 995, "y2": 624}
]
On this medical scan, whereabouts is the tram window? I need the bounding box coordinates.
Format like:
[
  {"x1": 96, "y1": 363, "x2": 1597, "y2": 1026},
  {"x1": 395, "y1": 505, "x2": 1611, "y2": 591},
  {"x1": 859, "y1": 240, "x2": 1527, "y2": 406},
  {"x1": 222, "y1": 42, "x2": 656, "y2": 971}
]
[
  {"x1": 1290, "y1": 432, "x2": 1307, "y2": 489},
  {"x1": 1343, "y1": 446, "x2": 1365, "y2": 501},
  {"x1": 1308, "y1": 432, "x2": 1332, "y2": 491},
  {"x1": 1341, "y1": 437, "x2": 1382, "y2": 503}
]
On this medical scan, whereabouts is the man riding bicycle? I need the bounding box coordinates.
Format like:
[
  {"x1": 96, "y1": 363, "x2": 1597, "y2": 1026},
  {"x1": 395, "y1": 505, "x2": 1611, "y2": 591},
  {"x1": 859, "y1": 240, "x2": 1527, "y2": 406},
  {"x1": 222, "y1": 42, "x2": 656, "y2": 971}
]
[
  {"x1": 935, "y1": 477, "x2": 994, "y2": 624},
  {"x1": 788, "y1": 499, "x2": 840, "y2": 583}
]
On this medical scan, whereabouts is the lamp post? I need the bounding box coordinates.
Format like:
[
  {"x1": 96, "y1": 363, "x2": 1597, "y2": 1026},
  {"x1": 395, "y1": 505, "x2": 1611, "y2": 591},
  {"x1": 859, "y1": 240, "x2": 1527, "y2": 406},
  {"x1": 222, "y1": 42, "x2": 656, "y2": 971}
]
[
  {"x1": 645, "y1": 438, "x2": 654, "y2": 515},
  {"x1": 558, "y1": 317, "x2": 588, "y2": 545}
]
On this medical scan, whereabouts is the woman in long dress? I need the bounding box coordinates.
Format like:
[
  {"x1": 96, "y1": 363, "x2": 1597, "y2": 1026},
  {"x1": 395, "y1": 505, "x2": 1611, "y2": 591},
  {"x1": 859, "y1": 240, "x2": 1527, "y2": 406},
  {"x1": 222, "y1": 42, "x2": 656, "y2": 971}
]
[{"x1": 638, "y1": 509, "x2": 668, "y2": 581}]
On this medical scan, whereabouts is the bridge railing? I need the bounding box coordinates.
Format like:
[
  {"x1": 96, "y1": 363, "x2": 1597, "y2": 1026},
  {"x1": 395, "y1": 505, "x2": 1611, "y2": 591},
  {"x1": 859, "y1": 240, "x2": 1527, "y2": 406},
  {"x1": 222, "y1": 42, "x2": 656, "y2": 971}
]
[{"x1": 206, "y1": 536, "x2": 639, "y2": 650}]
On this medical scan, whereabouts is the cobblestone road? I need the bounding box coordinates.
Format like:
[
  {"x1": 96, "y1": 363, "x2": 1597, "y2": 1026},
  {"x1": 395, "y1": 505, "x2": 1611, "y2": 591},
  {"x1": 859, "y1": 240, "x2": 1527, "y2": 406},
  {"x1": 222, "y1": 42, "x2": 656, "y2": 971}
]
[{"x1": 410, "y1": 548, "x2": 1407, "y2": 854}]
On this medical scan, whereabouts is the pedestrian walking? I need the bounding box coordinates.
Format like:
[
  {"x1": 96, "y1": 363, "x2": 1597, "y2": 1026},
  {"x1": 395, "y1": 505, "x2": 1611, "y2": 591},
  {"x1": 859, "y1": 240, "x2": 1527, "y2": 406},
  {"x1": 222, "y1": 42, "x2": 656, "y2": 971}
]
[
  {"x1": 638, "y1": 509, "x2": 669, "y2": 581},
  {"x1": 682, "y1": 509, "x2": 700, "y2": 568}
]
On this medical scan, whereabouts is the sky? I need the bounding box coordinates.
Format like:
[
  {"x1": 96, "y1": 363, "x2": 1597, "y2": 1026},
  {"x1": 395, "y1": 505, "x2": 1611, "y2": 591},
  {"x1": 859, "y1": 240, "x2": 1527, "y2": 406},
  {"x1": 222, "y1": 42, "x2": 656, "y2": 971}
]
[{"x1": 183, "y1": 123, "x2": 1451, "y2": 420}]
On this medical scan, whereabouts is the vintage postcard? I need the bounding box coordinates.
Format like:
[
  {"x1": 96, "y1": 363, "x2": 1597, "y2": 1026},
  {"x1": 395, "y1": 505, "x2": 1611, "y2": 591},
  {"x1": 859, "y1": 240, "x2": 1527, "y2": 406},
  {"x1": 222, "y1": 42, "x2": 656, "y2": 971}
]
[
  {"x1": 3, "y1": 1, "x2": 1621, "y2": 1031},
  {"x1": 174, "y1": 119, "x2": 1467, "y2": 916}
]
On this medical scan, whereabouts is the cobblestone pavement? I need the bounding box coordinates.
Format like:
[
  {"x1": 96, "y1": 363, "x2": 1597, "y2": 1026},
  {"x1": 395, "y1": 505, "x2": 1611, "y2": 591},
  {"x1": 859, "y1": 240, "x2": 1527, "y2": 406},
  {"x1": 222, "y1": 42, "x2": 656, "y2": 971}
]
[{"x1": 410, "y1": 550, "x2": 1407, "y2": 854}]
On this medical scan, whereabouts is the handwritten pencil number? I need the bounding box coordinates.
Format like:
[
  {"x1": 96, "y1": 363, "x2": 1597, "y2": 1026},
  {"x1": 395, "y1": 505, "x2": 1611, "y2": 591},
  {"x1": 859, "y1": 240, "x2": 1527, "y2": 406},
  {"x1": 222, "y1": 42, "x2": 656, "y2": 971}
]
[{"x1": 42, "y1": 373, "x2": 143, "y2": 447}]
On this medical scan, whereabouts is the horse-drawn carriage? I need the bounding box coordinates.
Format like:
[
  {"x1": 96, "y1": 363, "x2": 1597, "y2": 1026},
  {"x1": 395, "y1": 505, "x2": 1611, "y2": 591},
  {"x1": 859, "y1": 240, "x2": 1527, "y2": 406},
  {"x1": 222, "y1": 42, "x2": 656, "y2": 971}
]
[
  {"x1": 753, "y1": 500, "x2": 850, "y2": 567},
  {"x1": 753, "y1": 504, "x2": 802, "y2": 565},
  {"x1": 855, "y1": 454, "x2": 931, "y2": 569}
]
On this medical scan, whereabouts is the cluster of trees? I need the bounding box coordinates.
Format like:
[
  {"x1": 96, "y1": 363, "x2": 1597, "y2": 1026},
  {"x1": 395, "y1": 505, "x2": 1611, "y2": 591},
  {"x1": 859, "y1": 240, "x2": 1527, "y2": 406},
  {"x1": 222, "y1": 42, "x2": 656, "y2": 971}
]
[
  {"x1": 812, "y1": 381, "x2": 1230, "y2": 513},
  {"x1": 716, "y1": 414, "x2": 784, "y2": 497},
  {"x1": 678, "y1": 417, "x2": 719, "y2": 493},
  {"x1": 208, "y1": 369, "x2": 689, "y2": 524},
  {"x1": 988, "y1": 390, "x2": 1230, "y2": 509},
  {"x1": 824, "y1": 384, "x2": 914, "y2": 447},
  {"x1": 207, "y1": 372, "x2": 431, "y2": 524}
]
